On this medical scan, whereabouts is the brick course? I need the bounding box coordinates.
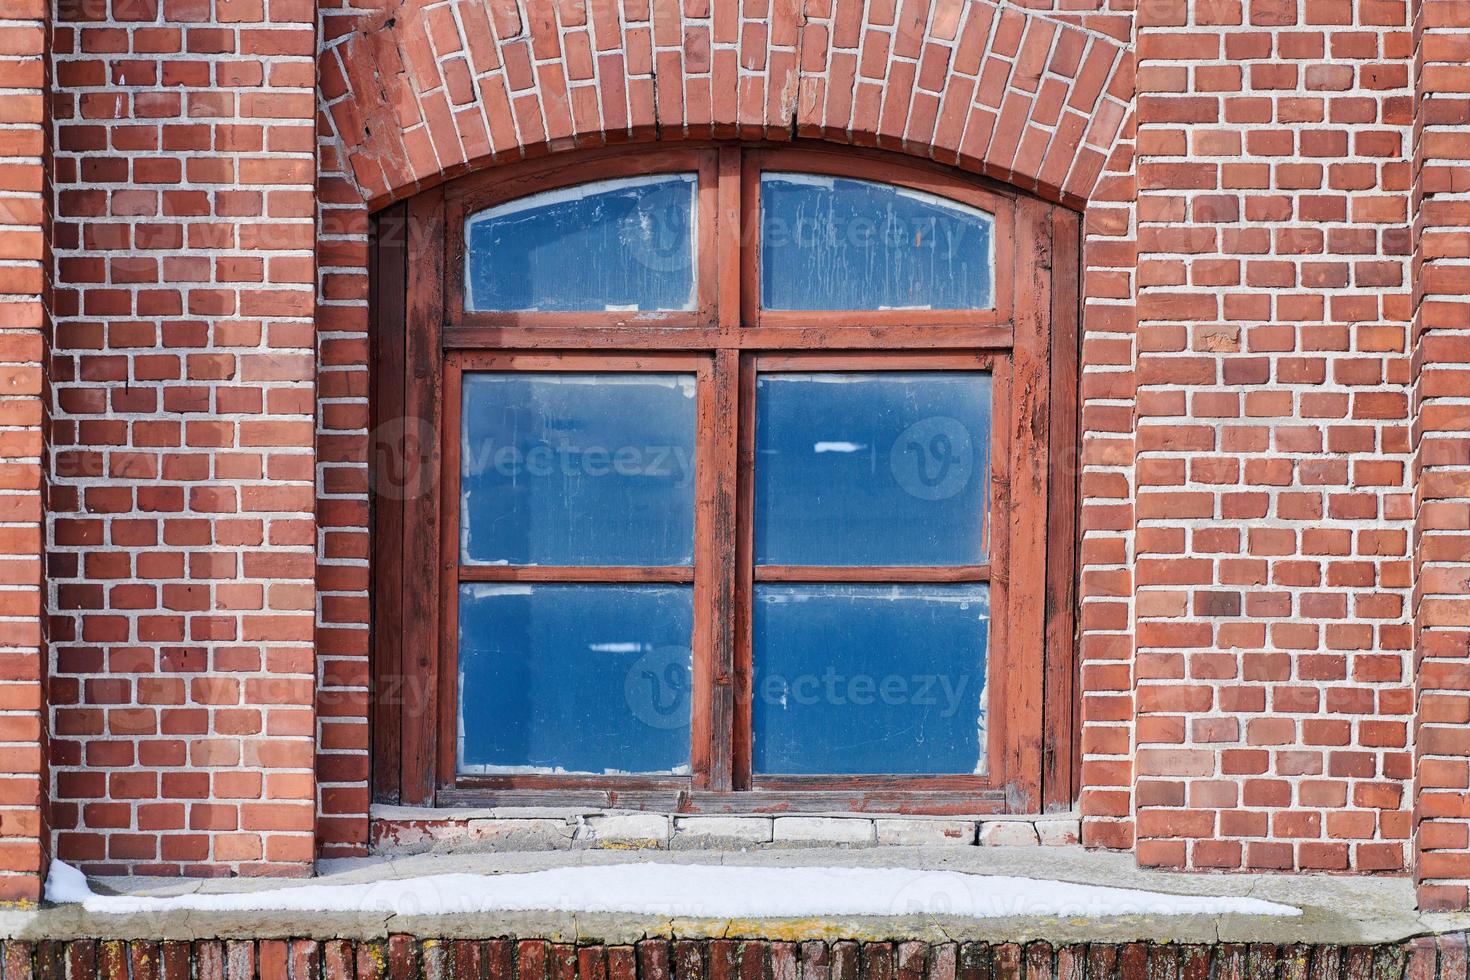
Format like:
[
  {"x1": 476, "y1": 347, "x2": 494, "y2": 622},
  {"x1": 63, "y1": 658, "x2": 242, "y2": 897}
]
[{"x1": 0, "y1": 0, "x2": 1459, "y2": 909}]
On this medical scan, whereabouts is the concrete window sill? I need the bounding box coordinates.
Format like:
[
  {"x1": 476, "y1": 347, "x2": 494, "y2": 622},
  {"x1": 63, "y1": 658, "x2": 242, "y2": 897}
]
[{"x1": 368, "y1": 805, "x2": 1082, "y2": 855}]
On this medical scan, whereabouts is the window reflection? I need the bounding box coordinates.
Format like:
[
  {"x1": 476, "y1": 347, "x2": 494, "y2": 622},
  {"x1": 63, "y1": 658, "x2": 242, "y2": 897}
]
[
  {"x1": 761, "y1": 173, "x2": 995, "y2": 311},
  {"x1": 465, "y1": 174, "x2": 697, "y2": 312}
]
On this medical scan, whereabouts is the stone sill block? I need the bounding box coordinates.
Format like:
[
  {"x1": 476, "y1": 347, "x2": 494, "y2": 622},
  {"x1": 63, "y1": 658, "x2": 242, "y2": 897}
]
[{"x1": 369, "y1": 807, "x2": 1081, "y2": 855}]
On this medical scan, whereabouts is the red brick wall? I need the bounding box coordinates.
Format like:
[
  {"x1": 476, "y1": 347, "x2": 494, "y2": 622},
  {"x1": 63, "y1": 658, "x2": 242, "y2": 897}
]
[
  {"x1": 8, "y1": 0, "x2": 1470, "y2": 906},
  {"x1": 1411, "y1": 0, "x2": 1470, "y2": 912},
  {"x1": 1132, "y1": 0, "x2": 1416, "y2": 874},
  {"x1": 0, "y1": 0, "x2": 50, "y2": 903},
  {"x1": 45, "y1": 0, "x2": 320, "y2": 873}
]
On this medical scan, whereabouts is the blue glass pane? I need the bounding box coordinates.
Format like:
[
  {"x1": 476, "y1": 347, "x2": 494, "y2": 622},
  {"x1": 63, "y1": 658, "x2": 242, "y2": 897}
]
[
  {"x1": 760, "y1": 173, "x2": 994, "y2": 310},
  {"x1": 460, "y1": 372, "x2": 697, "y2": 566},
  {"x1": 465, "y1": 174, "x2": 697, "y2": 312},
  {"x1": 752, "y1": 583, "x2": 989, "y2": 775},
  {"x1": 755, "y1": 372, "x2": 991, "y2": 566},
  {"x1": 458, "y1": 583, "x2": 694, "y2": 775}
]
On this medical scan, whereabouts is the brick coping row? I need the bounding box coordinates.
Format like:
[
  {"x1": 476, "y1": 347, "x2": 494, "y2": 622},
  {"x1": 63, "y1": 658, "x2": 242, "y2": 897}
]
[{"x1": 0, "y1": 934, "x2": 1462, "y2": 980}]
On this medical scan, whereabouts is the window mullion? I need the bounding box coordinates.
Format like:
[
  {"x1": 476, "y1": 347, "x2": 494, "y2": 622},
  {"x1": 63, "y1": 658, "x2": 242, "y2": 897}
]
[
  {"x1": 716, "y1": 145, "x2": 742, "y2": 337},
  {"x1": 734, "y1": 352, "x2": 758, "y2": 791},
  {"x1": 693, "y1": 350, "x2": 740, "y2": 791}
]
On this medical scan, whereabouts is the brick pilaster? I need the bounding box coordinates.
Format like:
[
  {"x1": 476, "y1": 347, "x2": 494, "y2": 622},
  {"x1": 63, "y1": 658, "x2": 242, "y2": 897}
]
[
  {"x1": 0, "y1": 0, "x2": 51, "y2": 903},
  {"x1": 1410, "y1": 0, "x2": 1470, "y2": 912}
]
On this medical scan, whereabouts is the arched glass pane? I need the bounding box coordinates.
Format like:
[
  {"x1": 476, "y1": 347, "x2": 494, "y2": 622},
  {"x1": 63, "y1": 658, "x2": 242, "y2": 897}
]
[
  {"x1": 465, "y1": 173, "x2": 697, "y2": 312},
  {"x1": 761, "y1": 173, "x2": 994, "y2": 311}
]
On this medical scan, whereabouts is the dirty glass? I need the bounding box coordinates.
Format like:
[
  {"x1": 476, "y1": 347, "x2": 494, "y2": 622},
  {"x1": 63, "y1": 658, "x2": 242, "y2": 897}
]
[
  {"x1": 460, "y1": 372, "x2": 698, "y2": 566},
  {"x1": 760, "y1": 173, "x2": 994, "y2": 311},
  {"x1": 754, "y1": 372, "x2": 992, "y2": 566},
  {"x1": 457, "y1": 583, "x2": 694, "y2": 775},
  {"x1": 464, "y1": 173, "x2": 698, "y2": 312},
  {"x1": 751, "y1": 583, "x2": 990, "y2": 775}
]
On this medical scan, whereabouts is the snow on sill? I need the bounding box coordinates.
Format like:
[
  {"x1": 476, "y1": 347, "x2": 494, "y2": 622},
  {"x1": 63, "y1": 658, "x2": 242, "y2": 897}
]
[{"x1": 44, "y1": 860, "x2": 1300, "y2": 920}]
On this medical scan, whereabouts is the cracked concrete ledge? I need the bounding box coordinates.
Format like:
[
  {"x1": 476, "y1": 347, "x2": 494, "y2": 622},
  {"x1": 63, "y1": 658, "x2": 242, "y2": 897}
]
[{"x1": 3, "y1": 846, "x2": 1466, "y2": 945}]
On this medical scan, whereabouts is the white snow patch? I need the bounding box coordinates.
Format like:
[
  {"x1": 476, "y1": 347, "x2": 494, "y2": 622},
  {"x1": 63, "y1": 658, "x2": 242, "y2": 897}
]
[
  {"x1": 43, "y1": 859, "x2": 92, "y2": 905},
  {"x1": 44, "y1": 861, "x2": 1300, "y2": 919}
]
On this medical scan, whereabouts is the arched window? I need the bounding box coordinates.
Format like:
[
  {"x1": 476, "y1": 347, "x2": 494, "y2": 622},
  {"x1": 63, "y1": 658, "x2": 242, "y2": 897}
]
[{"x1": 370, "y1": 145, "x2": 1079, "y2": 815}]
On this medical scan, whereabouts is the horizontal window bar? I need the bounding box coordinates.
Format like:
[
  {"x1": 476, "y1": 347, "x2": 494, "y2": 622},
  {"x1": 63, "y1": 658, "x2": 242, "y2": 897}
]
[
  {"x1": 753, "y1": 352, "x2": 995, "y2": 372},
  {"x1": 752, "y1": 565, "x2": 990, "y2": 583},
  {"x1": 443, "y1": 323, "x2": 1015, "y2": 351},
  {"x1": 459, "y1": 565, "x2": 696, "y2": 583},
  {"x1": 436, "y1": 786, "x2": 1007, "y2": 814},
  {"x1": 451, "y1": 351, "x2": 706, "y2": 371}
]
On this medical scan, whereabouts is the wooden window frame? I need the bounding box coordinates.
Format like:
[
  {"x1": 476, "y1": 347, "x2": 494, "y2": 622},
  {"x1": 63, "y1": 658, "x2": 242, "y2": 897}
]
[{"x1": 371, "y1": 142, "x2": 1081, "y2": 816}]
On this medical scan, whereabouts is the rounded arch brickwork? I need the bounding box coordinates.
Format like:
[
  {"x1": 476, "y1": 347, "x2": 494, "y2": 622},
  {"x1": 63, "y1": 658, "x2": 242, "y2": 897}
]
[{"x1": 319, "y1": 0, "x2": 1134, "y2": 211}]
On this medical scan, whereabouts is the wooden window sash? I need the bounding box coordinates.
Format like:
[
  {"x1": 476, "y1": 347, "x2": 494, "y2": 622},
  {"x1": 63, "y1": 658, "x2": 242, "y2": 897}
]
[{"x1": 371, "y1": 142, "x2": 1078, "y2": 815}]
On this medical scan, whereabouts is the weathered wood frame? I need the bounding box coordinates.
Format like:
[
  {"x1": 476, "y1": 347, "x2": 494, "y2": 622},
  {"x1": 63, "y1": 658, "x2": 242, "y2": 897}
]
[{"x1": 370, "y1": 142, "x2": 1081, "y2": 816}]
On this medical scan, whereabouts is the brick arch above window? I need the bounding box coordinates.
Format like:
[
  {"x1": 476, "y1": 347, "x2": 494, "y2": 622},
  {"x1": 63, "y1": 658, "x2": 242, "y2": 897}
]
[{"x1": 319, "y1": 0, "x2": 1135, "y2": 211}]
